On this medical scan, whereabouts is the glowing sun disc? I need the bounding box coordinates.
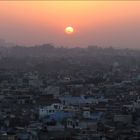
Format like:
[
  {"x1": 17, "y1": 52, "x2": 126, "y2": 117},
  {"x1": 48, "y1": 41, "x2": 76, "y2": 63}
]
[{"x1": 65, "y1": 26, "x2": 74, "y2": 34}]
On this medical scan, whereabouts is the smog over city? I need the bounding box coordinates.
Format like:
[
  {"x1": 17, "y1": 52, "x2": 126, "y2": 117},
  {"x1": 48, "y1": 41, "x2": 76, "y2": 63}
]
[{"x1": 0, "y1": 1, "x2": 140, "y2": 140}]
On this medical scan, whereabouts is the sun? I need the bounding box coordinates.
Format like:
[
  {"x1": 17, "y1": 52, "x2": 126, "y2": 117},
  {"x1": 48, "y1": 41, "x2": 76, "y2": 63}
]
[{"x1": 65, "y1": 26, "x2": 74, "y2": 34}]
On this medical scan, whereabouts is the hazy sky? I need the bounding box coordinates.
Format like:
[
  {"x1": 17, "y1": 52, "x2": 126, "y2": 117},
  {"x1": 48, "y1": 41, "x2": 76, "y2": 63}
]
[{"x1": 0, "y1": 1, "x2": 140, "y2": 48}]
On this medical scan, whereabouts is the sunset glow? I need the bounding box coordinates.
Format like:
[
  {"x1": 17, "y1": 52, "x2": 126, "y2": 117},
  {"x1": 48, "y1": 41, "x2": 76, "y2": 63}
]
[{"x1": 0, "y1": 1, "x2": 140, "y2": 48}]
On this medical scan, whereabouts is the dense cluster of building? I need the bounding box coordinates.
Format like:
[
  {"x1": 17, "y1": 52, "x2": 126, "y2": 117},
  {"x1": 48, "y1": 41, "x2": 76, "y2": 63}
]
[
  {"x1": 0, "y1": 46, "x2": 140, "y2": 140},
  {"x1": 0, "y1": 66, "x2": 140, "y2": 140}
]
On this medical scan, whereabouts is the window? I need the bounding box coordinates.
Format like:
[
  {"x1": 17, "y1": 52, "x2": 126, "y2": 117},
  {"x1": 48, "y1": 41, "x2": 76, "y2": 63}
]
[
  {"x1": 54, "y1": 105, "x2": 58, "y2": 109},
  {"x1": 76, "y1": 122, "x2": 79, "y2": 126}
]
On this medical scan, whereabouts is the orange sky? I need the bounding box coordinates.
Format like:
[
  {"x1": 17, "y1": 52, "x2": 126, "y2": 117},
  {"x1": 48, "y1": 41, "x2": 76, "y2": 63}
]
[{"x1": 0, "y1": 1, "x2": 140, "y2": 48}]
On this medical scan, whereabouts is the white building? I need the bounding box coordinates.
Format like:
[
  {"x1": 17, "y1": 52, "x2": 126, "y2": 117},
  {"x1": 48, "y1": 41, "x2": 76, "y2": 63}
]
[
  {"x1": 39, "y1": 103, "x2": 63, "y2": 119},
  {"x1": 60, "y1": 95, "x2": 98, "y2": 106},
  {"x1": 44, "y1": 86, "x2": 60, "y2": 98},
  {"x1": 114, "y1": 115, "x2": 132, "y2": 124},
  {"x1": 27, "y1": 72, "x2": 42, "y2": 87},
  {"x1": 82, "y1": 107, "x2": 91, "y2": 119}
]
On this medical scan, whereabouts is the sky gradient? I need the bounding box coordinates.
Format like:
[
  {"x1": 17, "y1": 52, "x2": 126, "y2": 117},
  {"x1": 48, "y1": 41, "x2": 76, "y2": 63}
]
[{"x1": 0, "y1": 1, "x2": 140, "y2": 48}]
